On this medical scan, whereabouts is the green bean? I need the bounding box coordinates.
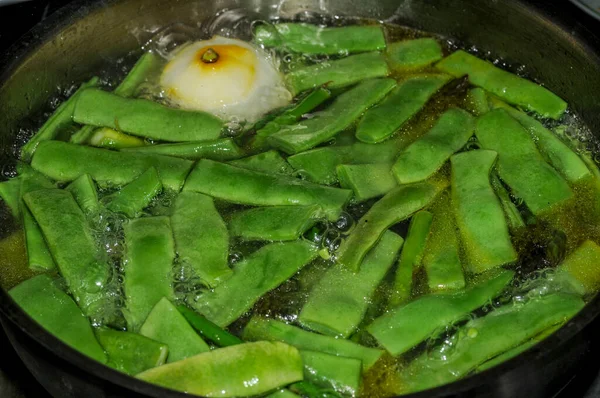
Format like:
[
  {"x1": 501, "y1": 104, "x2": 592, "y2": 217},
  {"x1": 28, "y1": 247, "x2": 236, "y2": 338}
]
[
  {"x1": 556, "y1": 240, "x2": 600, "y2": 294},
  {"x1": 192, "y1": 241, "x2": 317, "y2": 327},
  {"x1": 268, "y1": 389, "x2": 301, "y2": 398},
  {"x1": 255, "y1": 23, "x2": 385, "y2": 55},
  {"x1": 122, "y1": 139, "x2": 244, "y2": 161},
  {"x1": 95, "y1": 328, "x2": 168, "y2": 375},
  {"x1": 229, "y1": 150, "x2": 294, "y2": 175},
  {"x1": 437, "y1": 50, "x2": 567, "y2": 119},
  {"x1": 243, "y1": 317, "x2": 383, "y2": 371},
  {"x1": 476, "y1": 109, "x2": 572, "y2": 215},
  {"x1": 137, "y1": 341, "x2": 304, "y2": 397},
  {"x1": 170, "y1": 192, "x2": 231, "y2": 288},
  {"x1": 73, "y1": 88, "x2": 223, "y2": 142},
  {"x1": 9, "y1": 275, "x2": 107, "y2": 363},
  {"x1": 392, "y1": 108, "x2": 475, "y2": 184},
  {"x1": 69, "y1": 125, "x2": 98, "y2": 146},
  {"x1": 386, "y1": 38, "x2": 443, "y2": 71},
  {"x1": 103, "y1": 167, "x2": 162, "y2": 218},
  {"x1": 301, "y1": 351, "x2": 362, "y2": 396},
  {"x1": 465, "y1": 88, "x2": 490, "y2": 116},
  {"x1": 403, "y1": 293, "x2": 584, "y2": 393},
  {"x1": 451, "y1": 150, "x2": 517, "y2": 273},
  {"x1": 184, "y1": 160, "x2": 352, "y2": 221},
  {"x1": 299, "y1": 231, "x2": 403, "y2": 338},
  {"x1": 491, "y1": 175, "x2": 526, "y2": 230},
  {"x1": 21, "y1": 76, "x2": 99, "y2": 161},
  {"x1": 269, "y1": 78, "x2": 397, "y2": 154},
  {"x1": 289, "y1": 382, "x2": 342, "y2": 398},
  {"x1": 229, "y1": 205, "x2": 322, "y2": 242},
  {"x1": 140, "y1": 297, "x2": 210, "y2": 363},
  {"x1": 390, "y1": 211, "x2": 433, "y2": 307},
  {"x1": 123, "y1": 216, "x2": 175, "y2": 331},
  {"x1": 337, "y1": 163, "x2": 398, "y2": 201},
  {"x1": 356, "y1": 74, "x2": 451, "y2": 144},
  {"x1": 489, "y1": 97, "x2": 591, "y2": 183},
  {"x1": 0, "y1": 178, "x2": 22, "y2": 218},
  {"x1": 114, "y1": 52, "x2": 162, "y2": 97},
  {"x1": 31, "y1": 141, "x2": 193, "y2": 191},
  {"x1": 89, "y1": 128, "x2": 146, "y2": 149},
  {"x1": 336, "y1": 181, "x2": 443, "y2": 272},
  {"x1": 177, "y1": 305, "x2": 243, "y2": 347},
  {"x1": 23, "y1": 189, "x2": 109, "y2": 315},
  {"x1": 286, "y1": 52, "x2": 389, "y2": 95},
  {"x1": 367, "y1": 270, "x2": 514, "y2": 357},
  {"x1": 65, "y1": 174, "x2": 99, "y2": 215}
]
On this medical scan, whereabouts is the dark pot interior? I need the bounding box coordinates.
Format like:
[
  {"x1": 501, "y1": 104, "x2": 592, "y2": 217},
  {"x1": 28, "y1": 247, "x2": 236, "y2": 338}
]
[{"x1": 1, "y1": 0, "x2": 600, "y2": 397}]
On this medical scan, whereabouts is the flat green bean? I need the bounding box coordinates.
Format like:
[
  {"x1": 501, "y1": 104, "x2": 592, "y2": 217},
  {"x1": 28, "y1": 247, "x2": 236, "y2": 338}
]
[
  {"x1": 465, "y1": 87, "x2": 490, "y2": 116},
  {"x1": 556, "y1": 240, "x2": 600, "y2": 294},
  {"x1": 103, "y1": 167, "x2": 162, "y2": 218},
  {"x1": 122, "y1": 139, "x2": 244, "y2": 161},
  {"x1": 301, "y1": 351, "x2": 362, "y2": 396},
  {"x1": 229, "y1": 150, "x2": 294, "y2": 175},
  {"x1": 491, "y1": 175, "x2": 526, "y2": 230},
  {"x1": 89, "y1": 128, "x2": 146, "y2": 149},
  {"x1": 65, "y1": 174, "x2": 99, "y2": 215},
  {"x1": 386, "y1": 38, "x2": 443, "y2": 71},
  {"x1": 0, "y1": 178, "x2": 22, "y2": 218},
  {"x1": 268, "y1": 389, "x2": 300, "y2": 398},
  {"x1": 337, "y1": 163, "x2": 398, "y2": 201},
  {"x1": 177, "y1": 305, "x2": 243, "y2": 347}
]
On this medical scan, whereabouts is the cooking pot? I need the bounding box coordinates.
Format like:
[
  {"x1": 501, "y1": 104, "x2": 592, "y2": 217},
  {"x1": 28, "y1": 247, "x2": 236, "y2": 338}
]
[{"x1": 1, "y1": 0, "x2": 600, "y2": 397}]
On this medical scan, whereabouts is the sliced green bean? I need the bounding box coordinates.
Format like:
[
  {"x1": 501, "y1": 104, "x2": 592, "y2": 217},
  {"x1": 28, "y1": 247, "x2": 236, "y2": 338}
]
[
  {"x1": 301, "y1": 350, "x2": 362, "y2": 396},
  {"x1": 95, "y1": 328, "x2": 168, "y2": 375},
  {"x1": 390, "y1": 211, "x2": 433, "y2": 306},
  {"x1": 171, "y1": 192, "x2": 231, "y2": 288},
  {"x1": 356, "y1": 74, "x2": 451, "y2": 144},
  {"x1": 229, "y1": 150, "x2": 294, "y2": 175},
  {"x1": 193, "y1": 241, "x2": 317, "y2": 327},
  {"x1": 475, "y1": 109, "x2": 572, "y2": 215},
  {"x1": 299, "y1": 231, "x2": 403, "y2": 338},
  {"x1": 452, "y1": 150, "x2": 517, "y2": 273},
  {"x1": 123, "y1": 216, "x2": 175, "y2": 331},
  {"x1": 177, "y1": 305, "x2": 243, "y2": 347},
  {"x1": 31, "y1": 141, "x2": 193, "y2": 191},
  {"x1": 140, "y1": 297, "x2": 210, "y2": 363},
  {"x1": 89, "y1": 128, "x2": 146, "y2": 149},
  {"x1": 285, "y1": 52, "x2": 389, "y2": 95},
  {"x1": 65, "y1": 174, "x2": 99, "y2": 215},
  {"x1": 122, "y1": 139, "x2": 244, "y2": 161},
  {"x1": 229, "y1": 205, "x2": 322, "y2": 242},
  {"x1": 556, "y1": 240, "x2": 600, "y2": 294},
  {"x1": 21, "y1": 76, "x2": 99, "y2": 161},
  {"x1": 137, "y1": 341, "x2": 304, "y2": 397},
  {"x1": 491, "y1": 175, "x2": 526, "y2": 230},
  {"x1": 73, "y1": 88, "x2": 223, "y2": 142},
  {"x1": 367, "y1": 270, "x2": 514, "y2": 357},
  {"x1": 392, "y1": 108, "x2": 475, "y2": 184},
  {"x1": 9, "y1": 275, "x2": 107, "y2": 363},
  {"x1": 114, "y1": 52, "x2": 162, "y2": 97},
  {"x1": 337, "y1": 163, "x2": 398, "y2": 201},
  {"x1": 243, "y1": 317, "x2": 383, "y2": 370},
  {"x1": 269, "y1": 78, "x2": 397, "y2": 154},
  {"x1": 465, "y1": 88, "x2": 490, "y2": 116},
  {"x1": 0, "y1": 178, "x2": 22, "y2": 218},
  {"x1": 184, "y1": 160, "x2": 352, "y2": 221},
  {"x1": 23, "y1": 189, "x2": 109, "y2": 315},
  {"x1": 386, "y1": 38, "x2": 443, "y2": 71},
  {"x1": 103, "y1": 167, "x2": 162, "y2": 218},
  {"x1": 255, "y1": 23, "x2": 385, "y2": 55},
  {"x1": 336, "y1": 181, "x2": 443, "y2": 272}
]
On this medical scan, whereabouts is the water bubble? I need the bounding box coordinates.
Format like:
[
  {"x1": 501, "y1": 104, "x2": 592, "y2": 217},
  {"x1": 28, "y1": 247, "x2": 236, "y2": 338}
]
[
  {"x1": 148, "y1": 23, "x2": 199, "y2": 59},
  {"x1": 335, "y1": 212, "x2": 355, "y2": 233}
]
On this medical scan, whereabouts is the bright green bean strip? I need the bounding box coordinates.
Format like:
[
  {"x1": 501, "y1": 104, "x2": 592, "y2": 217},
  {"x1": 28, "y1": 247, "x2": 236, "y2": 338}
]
[
  {"x1": 95, "y1": 328, "x2": 168, "y2": 375},
  {"x1": 23, "y1": 189, "x2": 109, "y2": 315},
  {"x1": 301, "y1": 351, "x2": 362, "y2": 396},
  {"x1": 140, "y1": 297, "x2": 210, "y2": 363},
  {"x1": 184, "y1": 160, "x2": 352, "y2": 221},
  {"x1": 114, "y1": 52, "x2": 162, "y2": 97},
  {"x1": 177, "y1": 306, "x2": 243, "y2": 347},
  {"x1": 403, "y1": 293, "x2": 584, "y2": 393},
  {"x1": 171, "y1": 192, "x2": 231, "y2": 288},
  {"x1": 0, "y1": 178, "x2": 22, "y2": 218},
  {"x1": 336, "y1": 181, "x2": 443, "y2": 272},
  {"x1": 285, "y1": 52, "x2": 389, "y2": 95},
  {"x1": 137, "y1": 341, "x2": 303, "y2": 397},
  {"x1": 103, "y1": 167, "x2": 162, "y2": 218},
  {"x1": 489, "y1": 97, "x2": 591, "y2": 183},
  {"x1": 229, "y1": 205, "x2": 322, "y2": 242},
  {"x1": 337, "y1": 163, "x2": 398, "y2": 201},
  {"x1": 123, "y1": 216, "x2": 175, "y2": 331},
  {"x1": 386, "y1": 38, "x2": 443, "y2": 71},
  {"x1": 243, "y1": 317, "x2": 383, "y2": 371},
  {"x1": 452, "y1": 150, "x2": 517, "y2": 273},
  {"x1": 367, "y1": 270, "x2": 514, "y2": 357},
  {"x1": 390, "y1": 211, "x2": 433, "y2": 307},
  {"x1": 65, "y1": 174, "x2": 99, "y2": 215},
  {"x1": 437, "y1": 50, "x2": 567, "y2": 119},
  {"x1": 122, "y1": 139, "x2": 244, "y2": 161},
  {"x1": 21, "y1": 76, "x2": 99, "y2": 161},
  {"x1": 229, "y1": 150, "x2": 294, "y2": 175},
  {"x1": 392, "y1": 108, "x2": 475, "y2": 184},
  {"x1": 255, "y1": 23, "x2": 385, "y2": 55},
  {"x1": 356, "y1": 74, "x2": 451, "y2": 144},
  {"x1": 73, "y1": 88, "x2": 223, "y2": 142},
  {"x1": 465, "y1": 88, "x2": 490, "y2": 116},
  {"x1": 476, "y1": 109, "x2": 572, "y2": 215},
  {"x1": 193, "y1": 241, "x2": 317, "y2": 327},
  {"x1": 556, "y1": 240, "x2": 600, "y2": 294},
  {"x1": 89, "y1": 128, "x2": 146, "y2": 149},
  {"x1": 491, "y1": 175, "x2": 525, "y2": 230},
  {"x1": 270, "y1": 78, "x2": 397, "y2": 154},
  {"x1": 299, "y1": 231, "x2": 403, "y2": 338},
  {"x1": 9, "y1": 275, "x2": 107, "y2": 363},
  {"x1": 31, "y1": 141, "x2": 193, "y2": 191}
]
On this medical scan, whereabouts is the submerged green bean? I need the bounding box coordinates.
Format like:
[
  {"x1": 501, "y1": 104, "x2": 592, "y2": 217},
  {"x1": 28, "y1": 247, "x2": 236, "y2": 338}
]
[
  {"x1": 465, "y1": 87, "x2": 490, "y2": 116},
  {"x1": 337, "y1": 163, "x2": 398, "y2": 201},
  {"x1": 0, "y1": 178, "x2": 22, "y2": 218},
  {"x1": 122, "y1": 139, "x2": 244, "y2": 161},
  {"x1": 386, "y1": 38, "x2": 443, "y2": 71},
  {"x1": 114, "y1": 52, "x2": 162, "y2": 97},
  {"x1": 491, "y1": 175, "x2": 526, "y2": 230},
  {"x1": 177, "y1": 305, "x2": 243, "y2": 347},
  {"x1": 65, "y1": 174, "x2": 99, "y2": 215},
  {"x1": 557, "y1": 240, "x2": 600, "y2": 294},
  {"x1": 229, "y1": 150, "x2": 294, "y2": 175},
  {"x1": 103, "y1": 167, "x2": 162, "y2": 218},
  {"x1": 89, "y1": 128, "x2": 146, "y2": 150},
  {"x1": 300, "y1": 351, "x2": 362, "y2": 396}
]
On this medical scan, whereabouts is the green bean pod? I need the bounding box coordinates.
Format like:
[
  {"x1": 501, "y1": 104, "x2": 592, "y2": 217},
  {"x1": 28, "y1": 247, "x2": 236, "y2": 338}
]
[
  {"x1": 122, "y1": 139, "x2": 244, "y2": 161},
  {"x1": 229, "y1": 150, "x2": 294, "y2": 175},
  {"x1": 337, "y1": 163, "x2": 398, "y2": 201},
  {"x1": 465, "y1": 88, "x2": 490, "y2": 116},
  {"x1": 89, "y1": 128, "x2": 146, "y2": 150},
  {"x1": 114, "y1": 52, "x2": 163, "y2": 97},
  {"x1": 65, "y1": 174, "x2": 99, "y2": 215},
  {"x1": 103, "y1": 167, "x2": 162, "y2": 218},
  {"x1": 268, "y1": 389, "x2": 300, "y2": 398},
  {"x1": 491, "y1": 175, "x2": 526, "y2": 230},
  {"x1": 386, "y1": 38, "x2": 443, "y2": 71},
  {"x1": 556, "y1": 240, "x2": 600, "y2": 294},
  {"x1": 0, "y1": 178, "x2": 22, "y2": 218},
  {"x1": 177, "y1": 306, "x2": 243, "y2": 347},
  {"x1": 301, "y1": 350, "x2": 362, "y2": 396}
]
